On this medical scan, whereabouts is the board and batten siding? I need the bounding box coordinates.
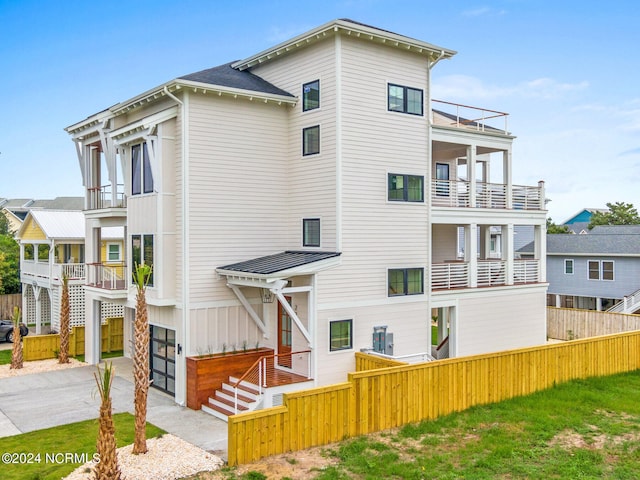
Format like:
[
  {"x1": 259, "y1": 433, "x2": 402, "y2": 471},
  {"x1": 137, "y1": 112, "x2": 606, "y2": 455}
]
[
  {"x1": 251, "y1": 39, "x2": 338, "y2": 252},
  {"x1": 186, "y1": 93, "x2": 290, "y2": 302},
  {"x1": 454, "y1": 287, "x2": 547, "y2": 356},
  {"x1": 547, "y1": 255, "x2": 640, "y2": 299}
]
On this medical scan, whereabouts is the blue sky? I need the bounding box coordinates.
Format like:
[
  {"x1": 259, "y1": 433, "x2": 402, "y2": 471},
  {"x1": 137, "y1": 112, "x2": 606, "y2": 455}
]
[{"x1": 1, "y1": 0, "x2": 638, "y2": 222}]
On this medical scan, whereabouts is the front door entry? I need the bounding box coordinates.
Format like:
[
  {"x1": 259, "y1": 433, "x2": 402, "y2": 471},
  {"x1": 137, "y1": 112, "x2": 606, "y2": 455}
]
[{"x1": 277, "y1": 296, "x2": 292, "y2": 367}]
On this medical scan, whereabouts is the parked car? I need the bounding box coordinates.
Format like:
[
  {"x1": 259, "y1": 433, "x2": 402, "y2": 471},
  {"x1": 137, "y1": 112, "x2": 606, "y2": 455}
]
[{"x1": 0, "y1": 319, "x2": 29, "y2": 342}]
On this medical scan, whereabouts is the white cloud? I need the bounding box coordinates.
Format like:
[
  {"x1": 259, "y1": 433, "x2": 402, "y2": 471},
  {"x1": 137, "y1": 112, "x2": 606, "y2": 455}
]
[{"x1": 462, "y1": 7, "x2": 506, "y2": 17}]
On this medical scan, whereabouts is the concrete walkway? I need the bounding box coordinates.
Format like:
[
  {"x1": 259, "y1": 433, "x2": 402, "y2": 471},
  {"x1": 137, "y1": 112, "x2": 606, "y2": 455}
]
[{"x1": 0, "y1": 356, "x2": 228, "y2": 459}]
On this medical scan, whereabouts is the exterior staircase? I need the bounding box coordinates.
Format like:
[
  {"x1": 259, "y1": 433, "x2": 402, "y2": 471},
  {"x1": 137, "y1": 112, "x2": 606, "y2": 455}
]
[
  {"x1": 606, "y1": 288, "x2": 640, "y2": 314},
  {"x1": 201, "y1": 376, "x2": 263, "y2": 422}
]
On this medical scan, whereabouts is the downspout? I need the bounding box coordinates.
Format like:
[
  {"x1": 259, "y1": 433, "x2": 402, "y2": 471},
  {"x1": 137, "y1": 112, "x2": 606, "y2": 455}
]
[{"x1": 164, "y1": 85, "x2": 189, "y2": 406}]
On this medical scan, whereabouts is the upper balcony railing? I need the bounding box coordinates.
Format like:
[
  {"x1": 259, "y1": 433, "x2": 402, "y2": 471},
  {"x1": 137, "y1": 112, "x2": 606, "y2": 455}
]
[
  {"x1": 431, "y1": 259, "x2": 541, "y2": 290},
  {"x1": 431, "y1": 180, "x2": 544, "y2": 210},
  {"x1": 21, "y1": 262, "x2": 86, "y2": 283},
  {"x1": 432, "y1": 99, "x2": 509, "y2": 134},
  {"x1": 87, "y1": 184, "x2": 126, "y2": 211}
]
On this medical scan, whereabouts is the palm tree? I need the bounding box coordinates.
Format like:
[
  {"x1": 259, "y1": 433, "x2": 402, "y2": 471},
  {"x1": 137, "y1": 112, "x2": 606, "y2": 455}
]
[
  {"x1": 93, "y1": 362, "x2": 121, "y2": 480},
  {"x1": 132, "y1": 263, "x2": 152, "y2": 455},
  {"x1": 10, "y1": 306, "x2": 23, "y2": 370},
  {"x1": 59, "y1": 274, "x2": 70, "y2": 364}
]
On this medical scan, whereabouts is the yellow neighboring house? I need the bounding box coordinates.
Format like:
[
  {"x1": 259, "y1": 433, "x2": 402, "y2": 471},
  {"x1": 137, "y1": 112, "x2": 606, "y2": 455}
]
[{"x1": 16, "y1": 210, "x2": 124, "y2": 333}]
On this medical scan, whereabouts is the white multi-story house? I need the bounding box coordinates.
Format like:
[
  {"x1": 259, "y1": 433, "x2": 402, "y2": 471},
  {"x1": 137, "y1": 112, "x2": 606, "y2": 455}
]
[{"x1": 65, "y1": 19, "x2": 547, "y2": 411}]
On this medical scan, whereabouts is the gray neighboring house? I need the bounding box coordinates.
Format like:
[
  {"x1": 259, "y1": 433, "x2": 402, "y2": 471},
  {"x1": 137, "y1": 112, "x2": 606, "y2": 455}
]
[{"x1": 522, "y1": 225, "x2": 640, "y2": 312}]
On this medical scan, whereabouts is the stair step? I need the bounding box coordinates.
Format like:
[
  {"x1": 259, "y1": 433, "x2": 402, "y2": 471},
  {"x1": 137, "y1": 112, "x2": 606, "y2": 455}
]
[
  {"x1": 202, "y1": 402, "x2": 235, "y2": 421},
  {"x1": 215, "y1": 389, "x2": 255, "y2": 407},
  {"x1": 210, "y1": 393, "x2": 249, "y2": 412},
  {"x1": 228, "y1": 377, "x2": 261, "y2": 395},
  {"x1": 222, "y1": 382, "x2": 260, "y2": 399}
]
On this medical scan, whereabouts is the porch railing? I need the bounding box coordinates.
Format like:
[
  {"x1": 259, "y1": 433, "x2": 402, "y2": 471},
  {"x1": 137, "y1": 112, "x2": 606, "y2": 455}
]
[
  {"x1": 230, "y1": 350, "x2": 311, "y2": 414},
  {"x1": 477, "y1": 260, "x2": 506, "y2": 287},
  {"x1": 431, "y1": 180, "x2": 543, "y2": 211},
  {"x1": 513, "y1": 259, "x2": 540, "y2": 284},
  {"x1": 20, "y1": 260, "x2": 50, "y2": 280},
  {"x1": 87, "y1": 184, "x2": 126, "y2": 210},
  {"x1": 86, "y1": 262, "x2": 127, "y2": 290},
  {"x1": 432, "y1": 99, "x2": 509, "y2": 134},
  {"x1": 431, "y1": 262, "x2": 469, "y2": 290}
]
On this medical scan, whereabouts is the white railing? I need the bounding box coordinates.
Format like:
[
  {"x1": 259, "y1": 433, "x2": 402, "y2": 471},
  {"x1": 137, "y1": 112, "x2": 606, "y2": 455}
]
[
  {"x1": 512, "y1": 184, "x2": 543, "y2": 210},
  {"x1": 477, "y1": 260, "x2": 506, "y2": 287},
  {"x1": 21, "y1": 260, "x2": 50, "y2": 279},
  {"x1": 432, "y1": 99, "x2": 509, "y2": 134},
  {"x1": 476, "y1": 182, "x2": 507, "y2": 209},
  {"x1": 432, "y1": 180, "x2": 543, "y2": 211},
  {"x1": 364, "y1": 349, "x2": 436, "y2": 364},
  {"x1": 86, "y1": 262, "x2": 127, "y2": 290},
  {"x1": 607, "y1": 288, "x2": 640, "y2": 313},
  {"x1": 52, "y1": 263, "x2": 85, "y2": 280},
  {"x1": 431, "y1": 262, "x2": 469, "y2": 290},
  {"x1": 513, "y1": 259, "x2": 540, "y2": 284},
  {"x1": 87, "y1": 184, "x2": 126, "y2": 210}
]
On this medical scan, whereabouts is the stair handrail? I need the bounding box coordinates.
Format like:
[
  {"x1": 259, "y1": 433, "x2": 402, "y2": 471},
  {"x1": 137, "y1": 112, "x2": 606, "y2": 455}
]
[
  {"x1": 607, "y1": 287, "x2": 640, "y2": 313},
  {"x1": 230, "y1": 350, "x2": 312, "y2": 414}
]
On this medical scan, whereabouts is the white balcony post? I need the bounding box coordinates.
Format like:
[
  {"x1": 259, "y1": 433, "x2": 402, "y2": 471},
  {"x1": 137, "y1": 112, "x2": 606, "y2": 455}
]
[
  {"x1": 504, "y1": 149, "x2": 513, "y2": 209},
  {"x1": 534, "y1": 224, "x2": 546, "y2": 282},
  {"x1": 466, "y1": 224, "x2": 478, "y2": 287},
  {"x1": 468, "y1": 146, "x2": 477, "y2": 208},
  {"x1": 504, "y1": 224, "x2": 514, "y2": 285}
]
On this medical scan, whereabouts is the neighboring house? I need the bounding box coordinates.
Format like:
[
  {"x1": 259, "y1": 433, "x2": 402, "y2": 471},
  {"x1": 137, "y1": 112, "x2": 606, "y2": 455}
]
[
  {"x1": 562, "y1": 208, "x2": 607, "y2": 234},
  {"x1": 1, "y1": 197, "x2": 84, "y2": 235},
  {"x1": 524, "y1": 225, "x2": 640, "y2": 312},
  {"x1": 65, "y1": 19, "x2": 548, "y2": 413},
  {"x1": 16, "y1": 210, "x2": 124, "y2": 333}
]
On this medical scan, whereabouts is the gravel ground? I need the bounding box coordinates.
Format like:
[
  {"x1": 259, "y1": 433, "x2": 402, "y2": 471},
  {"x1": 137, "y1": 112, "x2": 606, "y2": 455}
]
[
  {"x1": 0, "y1": 357, "x2": 86, "y2": 378},
  {"x1": 63, "y1": 434, "x2": 224, "y2": 480}
]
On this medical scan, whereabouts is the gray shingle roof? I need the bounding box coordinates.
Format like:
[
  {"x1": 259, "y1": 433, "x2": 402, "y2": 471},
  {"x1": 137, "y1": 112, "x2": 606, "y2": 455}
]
[
  {"x1": 179, "y1": 62, "x2": 294, "y2": 97},
  {"x1": 546, "y1": 232, "x2": 640, "y2": 255},
  {"x1": 219, "y1": 251, "x2": 341, "y2": 275}
]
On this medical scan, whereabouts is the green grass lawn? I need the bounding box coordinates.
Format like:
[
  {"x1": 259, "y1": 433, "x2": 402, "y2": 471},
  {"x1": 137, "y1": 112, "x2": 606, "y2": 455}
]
[
  {"x1": 310, "y1": 370, "x2": 640, "y2": 479},
  {"x1": 0, "y1": 349, "x2": 11, "y2": 365},
  {"x1": 1, "y1": 413, "x2": 165, "y2": 480}
]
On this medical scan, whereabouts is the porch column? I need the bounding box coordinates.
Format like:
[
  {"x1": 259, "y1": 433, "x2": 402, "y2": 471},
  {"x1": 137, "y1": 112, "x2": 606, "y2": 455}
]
[
  {"x1": 467, "y1": 146, "x2": 477, "y2": 208},
  {"x1": 84, "y1": 298, "x2": 101, "y2": 365},
  {"x1": 596, "y1": 298, "x2": 603, "y2": 311},
  {"x1": 504, "y1": 149, "x2": 513, "y2": 209},
  {"x1": 466, "y1": 223, "x2": 478, "y2": 288},
  {"x1": 555, "y1": 294, "x2": 561, "y2": 308},
  {"x1": 504, "y1": 224, "x2": 514, "y2": 285},
  {"x1": 437, "y1": 307, "x2": 448, "y2": 344},
  {"x1": 33, "y1": 284, "x2": 42, "y2": 335},
  {"x1": 534, "y1": 224, "x2": 546, "y2": 282}
]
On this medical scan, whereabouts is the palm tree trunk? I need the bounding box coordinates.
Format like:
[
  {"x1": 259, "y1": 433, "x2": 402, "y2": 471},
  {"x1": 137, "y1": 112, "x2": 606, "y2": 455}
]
[
  {"x1": 94, "y1": 363, "x2": 121, "y2": 480},
  {"x1": 59, "y1": 274, "x2": 70, "y2": 364},
  {"x1": 10, "y1": 307, "x2": 22, "y2": 370},
  {"x1": 132, "y1": 284, "x2": 149, "y2": 454}
]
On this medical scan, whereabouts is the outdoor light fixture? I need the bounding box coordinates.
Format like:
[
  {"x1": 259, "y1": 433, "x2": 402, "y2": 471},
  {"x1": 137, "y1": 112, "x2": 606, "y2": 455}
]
[{"x1": 260, "y1": 288, "x2": 275, "y2": 303}]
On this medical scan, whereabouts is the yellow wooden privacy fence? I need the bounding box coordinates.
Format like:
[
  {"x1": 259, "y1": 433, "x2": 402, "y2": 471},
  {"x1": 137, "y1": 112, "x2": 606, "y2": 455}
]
[
  {"x1": 22, "y1": 317, "x2": 124, "y2": 361},
  {"x1": 228, "y1": 331, "x2": 640, "y2": 465}
]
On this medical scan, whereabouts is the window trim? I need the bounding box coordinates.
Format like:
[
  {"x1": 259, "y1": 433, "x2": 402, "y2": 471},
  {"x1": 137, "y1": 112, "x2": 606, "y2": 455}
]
[
  {"x1": 388, "y1": 267, "x2": 424, "y2": 297},
  {"x1": 387, "y1": 83, "x2": 424, "y2": 116},
  {"x1": 131, "y1": 142, "x2": 154, "y2": 196},
  {"x1": 564, "y1": 259, "x2": 574, "y2": 275},
  {"x1": 329, "y1": 319, "x2": 353, "y2": 352},
  {"x1": 302, "y1": 218, "x2": 321, "y2": 247},
  {"x1": 387, "y1": 173, "x2": 425, "y2": 203},
  {"x1": 106, "y1": 242, "x2": 121, "y2": 263},
  {"x1": 302, "y1": 79, "x2": 320, "y2": 112},
  {"x1": 587, "y1": 260, "x2": 615, "y2": 281},
  {"x1": 302, "y1": 125, "x2": 320, "y2": 156}
]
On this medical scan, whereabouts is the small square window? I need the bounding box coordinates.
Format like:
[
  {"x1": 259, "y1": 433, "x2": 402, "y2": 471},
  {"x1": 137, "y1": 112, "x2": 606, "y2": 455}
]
[
  {"x1": 388, "y1": 84, "x2": 423, "y2": 116},
  {"x1": 388, "y1": 268, "x2": 424, "y2": 296},
  {"x1": 330, "y1": 319, "x2": 352, "y2": 351},
  {"x1": 303, "y1": 80, "x2": 320, "y2": 111},
  {"x1": 303, "y1": 218, "x2": 320, "y2": 247},
  {"x1": 303, "y1": 126, "x2": 320, "y2": 156},
  {"x1": 388, "y1": 174, "x2": 424, "y2": 202},
  {"x1": 107, "y1": 243, "x2": 121, "y2": 262},
  {"x1": 564, "y1": 259, "x2": 574, "y2": 275}
]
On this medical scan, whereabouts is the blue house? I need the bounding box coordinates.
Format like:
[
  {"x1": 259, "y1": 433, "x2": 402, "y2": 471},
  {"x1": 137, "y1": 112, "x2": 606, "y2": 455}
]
[{"x1": 562, "y1": 208, "x2": 608, "y2": 234}]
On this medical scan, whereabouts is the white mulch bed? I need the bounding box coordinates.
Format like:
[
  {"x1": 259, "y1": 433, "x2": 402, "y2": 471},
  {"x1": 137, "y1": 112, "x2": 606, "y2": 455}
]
[
  {"x1": 63, "y1": 434, "x2": 224, "y2": 480},
  {"x1": 0, "y1": 357, "x2": 86, "y2": 378}
]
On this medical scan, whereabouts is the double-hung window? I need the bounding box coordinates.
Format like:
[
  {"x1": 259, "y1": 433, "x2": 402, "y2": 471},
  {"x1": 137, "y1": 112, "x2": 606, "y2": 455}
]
[
  {"x1": 303, "y1": 126, "x2": 320, "y2": 156},
  {"x1": 131, "y1": 142, "x2": 154, "y2": 195},
  {"x1": 564, "y1": 259, "x2": 574, "y2": 275},
  {"x1": 388, "y1": 84, "x2": 423, "y2": 115},
  {"x1": 303, "y1": 80, "x2": 320, "y2": 111},
  {"x1": 303, "y1": 218, "x2": 321, "y2": 247},
  {"x1": 388, "y1": 268, "x2": 424, "y2": 296},
  {"x1": 329, "y1": 319, "x2": 352, "y2": 352},
  {"x1": 107, "y1": 243, "x2": 121, "y2": 263},
  {"x1": 388, "y1": 174, "x2": 424, "y2": 202},
  {"x1": 588, "y1": 260, "x2": 614, "y2": 281},
  {"x1": 132, "y1": 234, "x2": 154, "y2": 286}
]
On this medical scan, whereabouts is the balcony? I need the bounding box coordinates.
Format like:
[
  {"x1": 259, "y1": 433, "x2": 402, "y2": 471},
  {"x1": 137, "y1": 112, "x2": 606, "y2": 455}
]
[
  {"x1": 87, "y1": 184, "x2": 126, "y2": 211},
  {"x1": 431, "y1": 259, "x2": 540, "y2": 290},
  {"x1": 431, "y1": 180, "x2": 544, "y2": 210},
  {"x1": 86, "y1": 262, "x2": 128, "y2": 291}
]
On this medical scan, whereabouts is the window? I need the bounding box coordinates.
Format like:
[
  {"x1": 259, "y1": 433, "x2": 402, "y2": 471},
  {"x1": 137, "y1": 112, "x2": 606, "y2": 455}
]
[
  {"x1": 388, "y1": 84, "x2": 423, "y2": 115},
  {"x1": 564, "y1": 259, "x2": 574, "y2": 275},
  {"x1": 303, "y1": 218, "x2": 321, "y2": 247},
  {"x1": 303, "y1": 126, "x2": 320, "y2": 156},
  {"x1": 388, "y1": 174, "x2": 424, "y2": 202},
  {"x1": 107, "y1": 243, "x2": 121, "y2": 262},
  {"x1": 132, "y1": 234, "x2": 154, "y2": 286},
  {"x1": 37, "y1": 244, "x2": 50, "y2": 261},
  {"x1": 303, "y1": 80, "x2": 320, "y2": 111},
  {"x1": 24, "y1": 244, "x2": 33, "y2": 260},
  {"x1": 330, "y1": 319, "x2": 352, "y2": 351},
  {"x1": 588, "y1": 260, "x2": 614, "y2": 281},
  {"x1": 388, "y1": 268, "x2": 424, "y2": 296},
  {"x1": 131, "y1": 142, "x2": 154, "y2": 195}
]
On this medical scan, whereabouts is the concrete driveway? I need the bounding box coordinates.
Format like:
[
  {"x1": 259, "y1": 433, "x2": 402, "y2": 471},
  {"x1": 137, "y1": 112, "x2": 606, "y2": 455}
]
[{"x1": 0, "y1": 357, "x2": 228, "y2": 459}]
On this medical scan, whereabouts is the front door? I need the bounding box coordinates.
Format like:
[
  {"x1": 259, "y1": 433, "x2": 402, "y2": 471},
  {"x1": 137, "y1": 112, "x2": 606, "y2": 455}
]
[
  {"x1": 277, "y1": 296, "x2": 292, "y2": 368},
  {"x1": 150, "y1": 325, "x2": 176, "y2": 395}
]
